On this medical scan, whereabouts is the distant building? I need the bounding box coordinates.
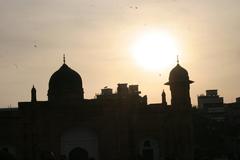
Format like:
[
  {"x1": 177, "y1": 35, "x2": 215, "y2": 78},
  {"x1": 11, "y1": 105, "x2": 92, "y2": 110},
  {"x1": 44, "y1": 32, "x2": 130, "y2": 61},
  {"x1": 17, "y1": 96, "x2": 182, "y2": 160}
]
[
  {"x1": 198, "y1": 90, "x2": 225, "y2": 121},
  {"x1": 224, "y1": 98, "x2": 240, "y2": 158},
  {"x1": 195, "y1": 90, "x2": 240, "y2": 159},
  {"x1": 225, "y1": 97, "x2": 240, "y2": 124}
]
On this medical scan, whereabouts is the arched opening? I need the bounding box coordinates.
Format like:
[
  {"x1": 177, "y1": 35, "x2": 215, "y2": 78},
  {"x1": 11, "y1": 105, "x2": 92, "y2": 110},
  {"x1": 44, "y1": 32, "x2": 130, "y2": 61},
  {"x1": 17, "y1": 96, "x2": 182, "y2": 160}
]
[
  {"x1": 61, "y1": 128, "x2": 98, "y2": 160},
  {"x1": 69, "y1": 147, "x2": 89, "y2": 160}
]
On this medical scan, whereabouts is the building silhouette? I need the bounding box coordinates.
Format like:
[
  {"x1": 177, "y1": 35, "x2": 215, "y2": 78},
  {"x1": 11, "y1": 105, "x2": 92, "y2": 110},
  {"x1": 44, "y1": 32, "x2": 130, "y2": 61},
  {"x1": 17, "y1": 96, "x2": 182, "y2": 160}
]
[
  {"x1": 198, "y1": 90, "x2": 225, "y2": 121},
  {"x1": 0, "y1": 58, "x2": 239, "y2": 160}
]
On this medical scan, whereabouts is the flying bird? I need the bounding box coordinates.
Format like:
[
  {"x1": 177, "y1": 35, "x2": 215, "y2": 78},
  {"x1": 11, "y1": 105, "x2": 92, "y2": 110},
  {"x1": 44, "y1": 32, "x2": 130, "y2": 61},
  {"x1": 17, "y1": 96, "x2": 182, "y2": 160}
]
[
  {"x1": 129, "y1": 6, "x2": 139, "y2": 9},
  {"x1": 14, "y1": 64, "x2": 18, "y2": 69}
]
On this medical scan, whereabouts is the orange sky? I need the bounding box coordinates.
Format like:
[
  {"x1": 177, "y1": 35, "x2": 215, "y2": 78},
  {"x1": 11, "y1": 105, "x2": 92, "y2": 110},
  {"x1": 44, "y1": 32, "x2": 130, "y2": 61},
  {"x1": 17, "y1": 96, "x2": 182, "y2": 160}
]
[{"x1": 0, "y1": 0, "x2": 239, "y2": 107}]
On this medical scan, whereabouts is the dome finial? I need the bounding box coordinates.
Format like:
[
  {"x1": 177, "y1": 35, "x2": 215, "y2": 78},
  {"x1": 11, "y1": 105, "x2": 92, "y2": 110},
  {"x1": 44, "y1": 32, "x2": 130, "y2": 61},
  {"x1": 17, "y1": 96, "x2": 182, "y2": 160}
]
[
  {"x1": 177, "y1": 55, "x2": 179, "y2": 64},
  {"x1": 63, "y1": 54, "x2": 66, "y2": 64}
]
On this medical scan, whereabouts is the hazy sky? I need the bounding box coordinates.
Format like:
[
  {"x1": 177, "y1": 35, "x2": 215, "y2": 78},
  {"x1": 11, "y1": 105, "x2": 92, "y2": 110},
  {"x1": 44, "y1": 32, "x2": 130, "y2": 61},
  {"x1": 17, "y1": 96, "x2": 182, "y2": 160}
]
[{"x1": 0, "y1": 0, "x2": 240, "y2": 107}]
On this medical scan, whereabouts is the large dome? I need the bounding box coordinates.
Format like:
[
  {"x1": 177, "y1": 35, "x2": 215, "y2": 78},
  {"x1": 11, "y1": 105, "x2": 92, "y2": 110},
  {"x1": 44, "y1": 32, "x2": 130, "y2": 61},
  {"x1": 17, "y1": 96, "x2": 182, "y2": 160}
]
[
  {"x1": 48, "y1": 63, "x2": 84, "y2": 101},
  {"x1": 165, "y1": 64, "x2": 193, "y2": 85}
]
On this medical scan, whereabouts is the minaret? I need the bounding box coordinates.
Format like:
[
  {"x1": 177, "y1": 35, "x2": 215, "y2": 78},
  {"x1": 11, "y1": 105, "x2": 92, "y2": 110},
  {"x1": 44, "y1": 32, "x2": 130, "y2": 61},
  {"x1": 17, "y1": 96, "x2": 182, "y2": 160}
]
[
  {"x1": 164, "y1": 60, "x2": 194, "y2": 160},
  {"x1": 161, "y1": 90, "x2": 167, "y2": 107},
  {"x1": 31, "y1": 85, "x2": 37, "y2": 102}
]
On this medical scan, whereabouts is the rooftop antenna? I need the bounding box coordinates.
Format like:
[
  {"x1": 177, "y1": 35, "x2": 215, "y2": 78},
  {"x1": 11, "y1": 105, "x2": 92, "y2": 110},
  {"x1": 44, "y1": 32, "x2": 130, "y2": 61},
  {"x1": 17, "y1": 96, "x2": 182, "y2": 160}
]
[{"x1": 63, "y1": 54, "x2": 66, "y2": 64}]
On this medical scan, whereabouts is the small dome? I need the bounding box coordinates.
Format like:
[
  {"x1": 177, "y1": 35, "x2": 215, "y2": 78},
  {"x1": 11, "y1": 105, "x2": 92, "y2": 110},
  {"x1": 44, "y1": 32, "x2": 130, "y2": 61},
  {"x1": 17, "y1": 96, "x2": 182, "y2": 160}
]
[
  {"x1": 165, "y1": 64, "x2": 193, "y2": 85},
  {"x1": 48, "y1": 63, "x2": 84, "y2": 101}
]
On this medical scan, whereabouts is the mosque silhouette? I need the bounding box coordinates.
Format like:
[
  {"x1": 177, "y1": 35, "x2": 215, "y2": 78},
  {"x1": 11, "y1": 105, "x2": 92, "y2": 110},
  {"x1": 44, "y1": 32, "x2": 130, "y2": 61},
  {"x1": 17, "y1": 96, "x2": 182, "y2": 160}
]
[{"x1": 0, "y1": 57, "x2": 238, "y2": 160}]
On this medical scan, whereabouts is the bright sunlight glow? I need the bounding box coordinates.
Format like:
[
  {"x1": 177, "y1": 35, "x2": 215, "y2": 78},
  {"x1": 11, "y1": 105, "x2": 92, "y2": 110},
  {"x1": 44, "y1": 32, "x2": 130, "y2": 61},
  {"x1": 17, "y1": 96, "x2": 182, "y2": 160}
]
[{"x1": 131, "y1": 30, "x2": 180, "y2": 71}]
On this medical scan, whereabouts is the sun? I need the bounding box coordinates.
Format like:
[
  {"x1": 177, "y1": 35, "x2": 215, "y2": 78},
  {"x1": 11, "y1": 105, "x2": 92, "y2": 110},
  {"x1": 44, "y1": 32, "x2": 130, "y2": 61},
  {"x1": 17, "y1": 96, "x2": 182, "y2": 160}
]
[{"x1": 131, "y1": 30, "x2": 180, "y2": 71}]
